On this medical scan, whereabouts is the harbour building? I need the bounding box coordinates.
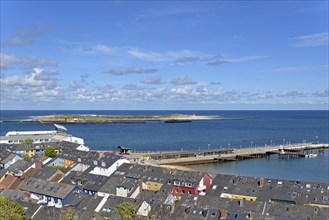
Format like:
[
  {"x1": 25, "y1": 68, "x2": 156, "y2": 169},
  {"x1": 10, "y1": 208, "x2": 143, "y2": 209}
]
[{"x1": 0, "y1": 124, "x2": 84, "y2": 145}]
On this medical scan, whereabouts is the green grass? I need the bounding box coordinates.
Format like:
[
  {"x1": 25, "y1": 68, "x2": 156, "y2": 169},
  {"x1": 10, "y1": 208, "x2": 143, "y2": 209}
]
[{"x1": 36, "y1": 114, "x2": 190, "y2": 122}]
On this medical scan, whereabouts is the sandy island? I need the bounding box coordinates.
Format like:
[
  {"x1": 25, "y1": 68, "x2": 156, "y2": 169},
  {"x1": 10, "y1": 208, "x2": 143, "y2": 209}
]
[{"x1": 30, "y1": 114, "x2": 242, "y2": 124}]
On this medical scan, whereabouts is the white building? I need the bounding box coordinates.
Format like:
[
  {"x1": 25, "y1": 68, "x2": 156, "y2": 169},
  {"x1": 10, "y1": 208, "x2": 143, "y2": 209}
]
[{"x1": 0, "y1": 124, "x2": 84, "y2": 145}]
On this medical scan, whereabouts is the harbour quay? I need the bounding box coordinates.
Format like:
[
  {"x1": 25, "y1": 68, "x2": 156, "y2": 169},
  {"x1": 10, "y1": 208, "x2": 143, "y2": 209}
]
[{"x1": 130, "y1": 143, "x2": 329, "y2": 165}]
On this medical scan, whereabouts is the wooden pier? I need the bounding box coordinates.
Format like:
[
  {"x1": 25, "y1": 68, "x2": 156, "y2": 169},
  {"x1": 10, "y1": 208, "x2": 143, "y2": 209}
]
[{"x1": 132, "y1": 143, "x2": 329, "y2": 165}]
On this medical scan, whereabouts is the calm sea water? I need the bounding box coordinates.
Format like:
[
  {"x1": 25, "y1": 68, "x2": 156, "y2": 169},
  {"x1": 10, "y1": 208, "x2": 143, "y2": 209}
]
[{"x1": 0, "y1": 110, "x2": 328, "y2": 182}]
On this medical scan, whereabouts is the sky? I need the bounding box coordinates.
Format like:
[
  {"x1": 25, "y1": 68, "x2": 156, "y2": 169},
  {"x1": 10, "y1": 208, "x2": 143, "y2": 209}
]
[{"x1": 0, "y1": 1, "x2": 328, "y2": 110}]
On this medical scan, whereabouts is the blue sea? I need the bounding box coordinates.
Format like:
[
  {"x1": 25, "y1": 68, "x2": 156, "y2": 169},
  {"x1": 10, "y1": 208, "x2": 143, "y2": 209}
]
[{"x1": 0, "y1": 110, "x2": 328, "y2": 182}]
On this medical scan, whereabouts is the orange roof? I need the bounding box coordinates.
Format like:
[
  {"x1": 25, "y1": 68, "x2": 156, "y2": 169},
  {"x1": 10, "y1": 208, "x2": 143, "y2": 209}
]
[{"x1": 0, "y1": 175, "x2": 22, "y2": 190}]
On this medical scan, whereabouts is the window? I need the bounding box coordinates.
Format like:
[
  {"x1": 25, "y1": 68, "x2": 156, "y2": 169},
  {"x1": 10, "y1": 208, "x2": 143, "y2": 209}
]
[
  {"x1": 176, "y1": 189, "x2": 179, "y2": 193},
  {"x1": 188, "y1": 191, "x2": 191, "y2": 194},
  {"x1": 174, "y1": 181, "x2": 180, "y2": 186},
  {"x1": 182, "y1": 190, "x2": 185, "y2": 193}
]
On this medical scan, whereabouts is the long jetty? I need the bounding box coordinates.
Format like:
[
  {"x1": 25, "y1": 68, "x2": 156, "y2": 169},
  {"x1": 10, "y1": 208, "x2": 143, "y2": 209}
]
[{"x1": 130, "y1": 143, "x2": 329, "y2": 165}]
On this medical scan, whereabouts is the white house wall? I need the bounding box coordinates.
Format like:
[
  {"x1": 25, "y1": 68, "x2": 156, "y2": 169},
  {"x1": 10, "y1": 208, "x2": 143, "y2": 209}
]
[
  {"x1": 130, "y1": 187, "x2": 140, "y2": 199},
  {"x1": 137, "y1": 201, "x2": 151, "y2": 217},
  {"x1": 89, "y1": 159, "x2": 130, "y2": 177}
]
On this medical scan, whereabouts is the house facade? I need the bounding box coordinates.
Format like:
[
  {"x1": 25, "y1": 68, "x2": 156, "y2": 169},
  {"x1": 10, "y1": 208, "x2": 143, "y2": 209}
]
[
  {"x1": 170, "y1": 172, "x2": 212, "y2": 196},
  {"x1": 20, "y1": 177, "x2": 78, "y2": 208}
]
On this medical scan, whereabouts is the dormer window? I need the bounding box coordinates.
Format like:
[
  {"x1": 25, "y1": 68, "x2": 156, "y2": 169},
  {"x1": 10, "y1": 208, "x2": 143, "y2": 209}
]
[
  {"x1": 78, "y1": 158, "x2": 81, "y2": 162},
  {"x1": 102, "y1": 162, "x2": 106, "y2": 167},
  {"x1": 71, "y1": 180, "x2": 76, "y2": 184},
  {"x1": 93, "y1": 160, "x2": 97, "y2": 165},
  {"x1": 174, "y1": 181, "x2": 180, "y2": 186},
  {"x1": 78, "y1": 180, "x2": 83, "y2": 185}
]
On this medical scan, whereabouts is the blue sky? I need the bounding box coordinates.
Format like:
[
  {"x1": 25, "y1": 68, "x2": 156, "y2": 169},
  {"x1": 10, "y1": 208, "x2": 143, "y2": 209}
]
[{"x1": 1, "y1": 1, "x2": 328, "y2": 110}]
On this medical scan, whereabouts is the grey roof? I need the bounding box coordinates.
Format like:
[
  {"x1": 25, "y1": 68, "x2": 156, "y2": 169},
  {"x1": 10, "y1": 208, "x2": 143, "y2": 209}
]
[
  {"x1": 7, "y1": 159, "x2": 34, "y2": 173},
  {"x1": 65, "y1": 192, "x2": 103, "y2": 211},
  {"x1": 98, "y1": 174, "x2": 123, "y2": 194},
  {"x1": 82, "y1": 174, "x2": 109, "y2": 192},
  {"x1": 0, "y1": 169, "x2": 7, "y2": 177},
  {"x1": 0, "y1": 189, "x2": 27, "y2": 201},
  {"x1": 61, "y1": 171, "x2": 109, "y2": 192},
  {"x1": 208, "y1": 174, "x2": 329, "y2": 206},
  {"x1": 169, "y1": 173, "x2": 329, "y2": 220},
  {"x1": 32, "y1": 166, "x2": 60, "y2": 180},
  {"x1": 98, "y1": 195, "x2": 140, "y2": 219},
  {"x1": 0, "y1": 149, "x2": 12, "y2": 161},
  {"x1": 58, "y1": 149, "x2": 99, "y2": 163},
  {"x1": 20, "y1": 177, "x2": 76, "y2": 199},
  {"x1": 1, "y1": 153, "x2": 17, "y2": 164},
  {"x1": 95, "y1": 154, "x2": 123, "y2": 168},
  {"x1": 99, "y1": 172, "x2": 138, "y2": 196},
  {"x1": 116, "y1": 163, "x2": 206, "y2": 188},
  {"x1": 60, "y1": 171, "x2": 90, "y2": 185}
]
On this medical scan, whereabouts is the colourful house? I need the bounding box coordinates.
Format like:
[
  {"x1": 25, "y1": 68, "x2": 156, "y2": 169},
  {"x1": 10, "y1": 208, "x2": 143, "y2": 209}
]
[
  {"x1": 145, "y1": 180, "x2": 163, "y2": 191},
  {"x1": 170, "y1": 171, "x2": 212, "y2": 196}
]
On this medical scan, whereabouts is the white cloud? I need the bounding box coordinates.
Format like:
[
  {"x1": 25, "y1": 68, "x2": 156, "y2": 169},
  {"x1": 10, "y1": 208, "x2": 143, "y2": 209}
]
[
  {"x1": 141, "y1": 76, "x2": 166, "y2": 85},
  {"x1": 128, "y1": 48, "x2": 165, "y2": 62},
  {"x1": 128, "y1": 48, "x2": 208, "y2": 63},
  {"x1": 277, "y1": 90, "x2": 306, "y2": 98},
  {"x1": 171, "y1": 75, "x2": 197, "y2": 85},
  {"x1": 290, "y1": 32, "x2": 329, "y2": 47},
  {"x1": 1, "y1": 37, "x2": 33, "y2": 47},
  {"x1": 1, "y1": 23, "x2": 53, "y2": 48},
  {"x1": 207, "y1": 55, "x2": 269, "y2": 66},
  {"x1": 0, "y1": 68, "x2": 60, "y2": 103},
  {"x1": 312, "y1": 89, "x2": 329, "y2": 97},
  {"x1": 0, "y1": 53, "x2": 58, "y2": 71},
  {"x1": 83, "y1": 44, "x2": 117, "y2": 54},
  {"x1": 122, "y1": 84, "x2": 144, "y2": 90},
  {"x1": 105, "y1": 67, "x2": 157, "y2": 75}
]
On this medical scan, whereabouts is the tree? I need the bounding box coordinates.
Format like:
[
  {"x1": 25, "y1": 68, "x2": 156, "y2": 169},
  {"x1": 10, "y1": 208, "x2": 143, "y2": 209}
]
[
  {"x1": 23, "y1": 138, "x2": 33, "y2": 145},
  {"x1": 22, "y1": 154, "x2": 30, "y2": 160},
  {"x1": 115, "y1": 202, "x2": 136, "y2": 220},
  {"x1": 44, "y1": 146, "x2": 57, "y2": 157},
  {"x1": 60, "y1": 208, "x2": 75, "y2": 220},
  {"x1": 0, "y1": 196, "x2": 24, "y2": 220}
]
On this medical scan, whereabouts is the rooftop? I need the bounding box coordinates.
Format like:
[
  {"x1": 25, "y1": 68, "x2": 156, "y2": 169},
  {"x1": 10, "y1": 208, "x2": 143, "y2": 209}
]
[{"x1": 20, "y1": 177, "x2": 76, "y2": 199}]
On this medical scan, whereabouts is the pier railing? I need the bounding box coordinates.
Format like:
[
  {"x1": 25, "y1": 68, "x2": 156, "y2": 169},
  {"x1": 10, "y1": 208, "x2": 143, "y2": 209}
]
[{"x1": 133, "y1": 143, "x2": 329, "y2": 165}]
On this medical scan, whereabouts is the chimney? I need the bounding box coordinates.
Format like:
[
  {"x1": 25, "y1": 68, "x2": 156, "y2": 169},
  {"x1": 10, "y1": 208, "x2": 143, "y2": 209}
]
[
  {"x1": 258, "y1": 178, "x2": 264, "y2": 187},
  {"x1": 220, "y1": 209, "x2": 228, "y2": 218},
  {"x1": 35, "y1": 161, "x2": 43, "y2": 169},
  {"x1": 138, "y1": 180, "x2": 144, "y2": 191},
  {"x1": 248, "y1": 212, "x2": 253, "y2": 219}
]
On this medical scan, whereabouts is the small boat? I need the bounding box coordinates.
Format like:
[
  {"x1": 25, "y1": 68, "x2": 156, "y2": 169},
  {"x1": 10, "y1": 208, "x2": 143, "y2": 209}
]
[{"x1": 305, "y1": 153, "x2": 318, "y2": 158}]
